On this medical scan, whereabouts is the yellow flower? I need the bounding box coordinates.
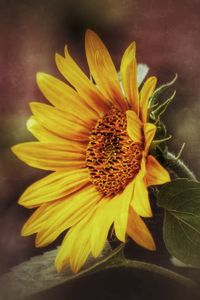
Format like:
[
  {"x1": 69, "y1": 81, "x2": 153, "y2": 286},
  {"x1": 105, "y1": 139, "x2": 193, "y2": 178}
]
[{"x1": 12, "y1": 30, "x2": 170, "y2": 273}]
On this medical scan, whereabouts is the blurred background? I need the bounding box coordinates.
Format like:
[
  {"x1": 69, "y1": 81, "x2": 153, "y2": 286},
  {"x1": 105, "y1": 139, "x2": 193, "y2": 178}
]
[{"x1": 0, "y1": 0, "x2": 200, "y2": 298}]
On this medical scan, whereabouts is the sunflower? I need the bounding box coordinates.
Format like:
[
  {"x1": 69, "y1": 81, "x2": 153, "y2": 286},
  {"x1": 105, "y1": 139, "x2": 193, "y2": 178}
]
[{"x1": 12, "y1": 30, "x2": 170, "y2": 273}]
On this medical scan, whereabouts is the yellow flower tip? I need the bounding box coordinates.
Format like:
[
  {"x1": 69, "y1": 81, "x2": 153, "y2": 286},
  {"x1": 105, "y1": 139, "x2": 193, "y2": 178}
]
[
  {"x1": 129, "y1": 41, "x2": 136, "y2": 55},
  {"x1": 55, "y1": 255, "x2": 72, "y2": 273},
  {"x1": 26, "y1": 116, "x2": 35, "y2": 130},
  {"x1": 10, "y1": 145, "x2": 17, "y2": 155},
  {"x1": 29, "y1": 101, "x2": 41, "y2": 114},
  {"x1": 147, "y1": 239, "x2": 156, "y2": 251},
  {"x1": 115, "y1": 231, "x2": 126, "y2": 243},
  {"x1": 91, "y1": 249, "x2": 100, "y2": 259},
  {"x1": 55, "y1": 259, "x2": 63, "y2": 273},
  {"x1": 160, "y1": 169, "x2": 171, "y2": 184},
  {"x1": 85, "y1": 28, "x2": 96, "y2": 39},
  {"x1": 36, "y1": 72, "x2": 44, "y2": 83},
  {"x1": 18, "y1": 192, "x2": 32, "y2": 208},
  {"x1": 18, "y1": 196, "x2": 26, "y2": 207},
  {"x1": 20, "y1": 224, "x2": 30, "y2": 236},
  {"x1": 11, "y1": 144, "x2": 24, "y2": 161},
  {"x1": 64, "y1": 45, "x2": 68, "y2": 57},
  {"x1": 55, "y1": 52, "x2": 64, "y2": 66},
  {"x1": 70, "y1": 263, "x2": 81, "y2": 274},
  {"x1": 36, "y1": 72, "x2": 50, "y2": 89},
  {"x1": 35, "y1": 235, "x2": 45, "y2": 248},
  {"x1": 149, "y1": 76, "x2": 158, "y2": 92}
]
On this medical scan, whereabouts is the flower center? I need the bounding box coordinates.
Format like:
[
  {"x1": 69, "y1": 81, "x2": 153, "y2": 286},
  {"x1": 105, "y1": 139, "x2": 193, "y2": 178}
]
[{"x1": 86, "y1": 108, "x2": 144, "y2": 197}]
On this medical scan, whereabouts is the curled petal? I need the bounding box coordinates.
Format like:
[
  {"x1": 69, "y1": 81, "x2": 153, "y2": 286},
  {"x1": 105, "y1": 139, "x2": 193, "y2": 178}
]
[
  {"x1": 140, "y1": 76, "x2": 157, "y2": 123},
  {"x1": 143, "y1": 122, "x2": 157, "y2": 155},
  {"x1": 126, "y1": 110, "x2": 143, "y2": 142},
  {"x1": 145, "y1": 155, "x2": 170, "y2": 186},
  {"x1": 127, "y1": 207, "x2": 156, "y2": 250}
]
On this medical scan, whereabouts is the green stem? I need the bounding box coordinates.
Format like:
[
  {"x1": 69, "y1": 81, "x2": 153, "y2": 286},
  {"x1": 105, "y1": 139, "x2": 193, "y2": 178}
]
[
  {"x1": 163, "y1": 152, "x2": 197, "y2": 181},
  {"x1": 71, "y1": 245, "x2": 197, "y2": 290},
  {"x1": 103, "y1": 259, "x2": 197, "y2": 289}
]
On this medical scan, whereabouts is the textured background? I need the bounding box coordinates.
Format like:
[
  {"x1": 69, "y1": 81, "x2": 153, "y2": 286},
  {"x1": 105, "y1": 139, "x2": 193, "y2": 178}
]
[{"x1": 0, "y1": 0, "x2": 200, "y2": 298}]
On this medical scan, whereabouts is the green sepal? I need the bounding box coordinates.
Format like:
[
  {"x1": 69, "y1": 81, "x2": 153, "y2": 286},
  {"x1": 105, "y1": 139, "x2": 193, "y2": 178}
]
[
  {"x1": 149, "y1": 73, "x2": 178, "y2": 108},
  {"x1": 158, "y1": 179, "x2": 200, "y2": 268},
  {"x1": 152, "y1": 135, "x2": 172, "y2": 146},
  {"x1": 151, "y1": 91, "x2": 176, "y2": 123}
]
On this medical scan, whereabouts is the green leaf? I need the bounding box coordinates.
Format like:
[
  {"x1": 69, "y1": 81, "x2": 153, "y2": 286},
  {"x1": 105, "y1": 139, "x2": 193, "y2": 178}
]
[
  {"x1": 0, "y1": 243, "x2": 120, "y2": 299},
  {"x1": 158, "y1": 179, "x2": 200, "y2": 267}
]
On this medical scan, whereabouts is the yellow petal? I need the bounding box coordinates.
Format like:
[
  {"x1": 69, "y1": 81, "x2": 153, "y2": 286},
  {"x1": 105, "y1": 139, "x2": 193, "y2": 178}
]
[
  {"x1": 90, "y1": 198, "x2": 120, "y2": 258},
  {"x1": 85, "y1": 29, "x2": 127, "y2": 111},
  {"x1": 19, "y1": 168, "x2": 89, "y2": 207},
  {"x1": 120, "y1": 42, "x2": 139, "y2": 114},
  {"x1": 69, "y1": 231, "x2": 91, "y2": 273},
  {"x1": 127, "y1": 207, "x2": 156, "y2": 251},
  {"x1": 55, "y1": 207, "x2": 96, "y2": 272},
  {"x1": 114, "y1": 180, "x2": 134, "y2": 242},
  {"x1": 145, "y1": 155, "x2": 170, "y2": 186},
  {"x1": 131, "y1": 173, "x2": 152, "y2": 217},
  {"x1": 27, "y1": 116, "x2": 67, "y2": 142},
  {"x1": 30, "y1": 102, "x2": 90, "y2": 142},
  {"x1": 22, "y1": 185, "x2": 98, "y2": 237},
  {"x1": 140, "y1": 76, "x2": 157, "y2": 123},
  {"x1": 126, "y1": 110, "x2": 143, "y2": 142},
  {"x1": 36, "y1": 72, "x2": 98, "y2": 123},
  {"x1": 143, "y1": 122, "x2": 157, "y2": 155},
  {"x1": 55, "y1": 48, "x2": 109, "y2": 116},
  {"x1": 35, "y1": 185, "x2": 101, "y2": 247},
  {"x1": 11, "y1": 142, "x2": 86, "y2": 171}
]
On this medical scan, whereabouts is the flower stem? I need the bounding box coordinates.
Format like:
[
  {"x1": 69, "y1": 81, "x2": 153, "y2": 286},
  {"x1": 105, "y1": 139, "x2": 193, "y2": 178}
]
[
  {"x1": 74, "y1": 245, "x2": 197, "y2": 290},
  {"x1": 163, "y1": 151, "x2": 197, "y2": 181}
]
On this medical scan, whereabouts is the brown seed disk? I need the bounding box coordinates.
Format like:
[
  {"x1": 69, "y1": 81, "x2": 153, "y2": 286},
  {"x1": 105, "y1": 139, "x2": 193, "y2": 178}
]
[{"x1": 86, "y1": 108, "x2": 144, "y2": 197}]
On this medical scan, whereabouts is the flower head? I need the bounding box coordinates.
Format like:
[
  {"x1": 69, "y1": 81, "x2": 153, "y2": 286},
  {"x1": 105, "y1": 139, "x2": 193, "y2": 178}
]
[{"x1": 12, "y1": 30, "x2": 170, "y2": 273}]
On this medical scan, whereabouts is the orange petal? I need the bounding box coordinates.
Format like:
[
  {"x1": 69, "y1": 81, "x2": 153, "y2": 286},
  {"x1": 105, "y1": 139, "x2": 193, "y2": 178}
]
[
  {"x1": 127, "y1": 207, "x2": 156, "y2": 250},
  {"x1": 145, "y1": 155, "x2": 170, "y2": 186},
  {"x1": 18, "y1": 168, "x2": 89, "y2": 207},
  {"x1": 55, "y1": 48, "x2": 110, "y2": 116},
  {"x1": 143, "y1": 122, "x2": 157, "y2": 155},
  {"x1": 11, "y1": 142, "x2": 86, "y2": 171},
  {"x1": 126, "y1": 110, "x2": 143, "y2": 142},
  {"x1": 120, "y1": 42, "x2": 139, "y2": 114},
  {"x1": 36, "y1": 72, "x2": 98, "y2": 124},
  {"x1": 30, "y1": 102, "x2": 90, "y2": 142},
  {"x1": 140, "y1": 76, "x2": 157, "y2": 123},
  {"x1": 131, "y1": 174, "x2": 152, "y2": 217},
  {"x1": 85, "y1": 29, "x2": 127, "y2": 111}
]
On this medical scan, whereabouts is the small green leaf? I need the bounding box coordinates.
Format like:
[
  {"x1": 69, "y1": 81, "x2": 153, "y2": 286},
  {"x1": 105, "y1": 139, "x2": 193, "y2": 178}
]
[{"x1": 158, "y1": 179, "x2": 200, "y2": 267}]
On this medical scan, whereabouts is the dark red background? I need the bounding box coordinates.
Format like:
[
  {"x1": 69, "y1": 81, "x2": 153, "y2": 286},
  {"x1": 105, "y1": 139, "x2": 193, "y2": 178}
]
[{"x1": 0, "y1": 0, "x2": 200, "y2": 297}]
